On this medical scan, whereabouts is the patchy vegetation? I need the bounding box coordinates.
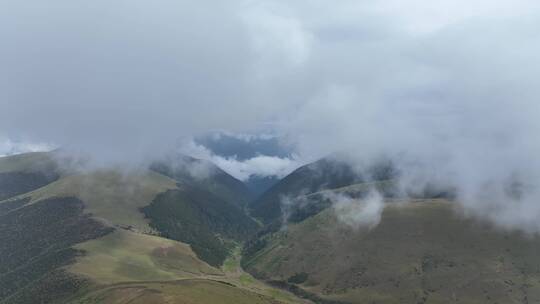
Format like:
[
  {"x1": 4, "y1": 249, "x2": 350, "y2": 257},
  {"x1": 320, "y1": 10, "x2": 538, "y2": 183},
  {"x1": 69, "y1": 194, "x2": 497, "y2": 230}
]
[
  {"x1": 20, "y1": 170, "x2": 178, "y2": 233},
  {"x1": 2, "y1": 270, "x2": 92, "y2": 304},
  {"x1": 0, "y1": 197, "x2": 112, "y2": 303},
  {"x1": 69, "y1": 230, "x2": 221, "y2": 283},
  {"x1": 142, "y1": 188, "x2": 258, "y2": 267},
  {"x1": 0, "y1": 152, "x2": 306, "y2": 304}
]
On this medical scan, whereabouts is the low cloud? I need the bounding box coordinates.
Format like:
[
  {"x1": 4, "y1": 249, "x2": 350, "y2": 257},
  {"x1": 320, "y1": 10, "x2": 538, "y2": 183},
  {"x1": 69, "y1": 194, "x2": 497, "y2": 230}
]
[
  {"x1": 327, "y1": 190, "x2": 384, "y2": 230},
  {"x1": 179, "y1": 140, "x2": 302, "y2": 181},
  {"x1": 1, "y1": 0, "x2": 540, "y2": 232},
  {"x1": 157, "y1": 153, "x2": 218, "y2": 181},
  {"x1": 215, "y1": 155, "x2": 302, "y2": 181}
]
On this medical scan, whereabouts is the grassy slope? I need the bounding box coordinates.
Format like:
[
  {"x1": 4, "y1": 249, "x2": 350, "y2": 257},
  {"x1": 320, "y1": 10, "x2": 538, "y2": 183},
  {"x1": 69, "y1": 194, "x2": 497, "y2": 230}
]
[
  {"x1": 69, "y1": 230, "x2": 221, "y2": 284},
  {"x1": 220, "y1": 246, "x2": 307, "y2": 304},
  {"x1": 68, "y1": 241, "x2": 306, "y2": 304},
  {"x1": 15, "y1": 170, "x2": 177, "y2": 233},
  {"x1": 244, "y1": 199, "x2": 540, "y2": 304},
  {"x1": 72, "y1": 279, "x2": 290, "y2": 304}
]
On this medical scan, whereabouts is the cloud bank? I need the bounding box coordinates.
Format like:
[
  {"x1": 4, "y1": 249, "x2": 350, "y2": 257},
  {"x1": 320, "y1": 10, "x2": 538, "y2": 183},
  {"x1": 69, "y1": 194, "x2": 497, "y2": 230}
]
[
  {"x1": 179, "y1": 140, "x2": 302, "y2": 181},
  {"x1": 329, "y1": 190, "x2": 384, "y2": 230},
  {"x1": 2, "y1": 0, "x2": 540, "y2": 231}
]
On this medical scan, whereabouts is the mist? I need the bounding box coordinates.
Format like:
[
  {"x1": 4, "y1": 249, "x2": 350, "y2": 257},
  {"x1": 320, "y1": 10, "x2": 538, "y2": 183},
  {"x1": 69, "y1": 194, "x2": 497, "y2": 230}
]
[
  {"x1": 329, "y1": 190, "x2": 384, "y2": 230},
  {"x1": 2, "y1": 1, "x2": 540, "y2": 231}
]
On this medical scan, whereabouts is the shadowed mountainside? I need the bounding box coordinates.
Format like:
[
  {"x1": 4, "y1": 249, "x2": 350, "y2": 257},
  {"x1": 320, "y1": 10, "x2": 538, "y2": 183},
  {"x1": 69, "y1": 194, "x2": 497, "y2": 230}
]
[
  {"x1": 151, "y1": 154, "x2": 254, "y2": 209},
  {"x1": 142, "y1": 187, "x2": 259, "y2": 267},
  {"x1": 0, "y1": 197, "x2": 112, "y2": 303},
  {"x1": 249, "y1": 157, "x2": 362, "y2": 224},
  {"x1": 0, "y1": 152, "x2": 60, "y2": 200}
]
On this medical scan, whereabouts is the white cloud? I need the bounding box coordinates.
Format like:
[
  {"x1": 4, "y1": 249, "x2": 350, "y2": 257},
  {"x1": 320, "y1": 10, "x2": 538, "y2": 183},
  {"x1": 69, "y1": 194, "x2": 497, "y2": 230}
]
[
  {"x1": 0, "y1": 138, "x2": 54, "y2": 157},
  {"x1": 1, "y1": 0, "x2": 540, "y2": 231},
  {"x1": 241, "y1": 2, "x2": 313, "y2": 67},
  {"x1": 328, "y1": 190, "x2": 384, "y2": 230},
  {"x1": 179, "y1": 140, "x2": 302, "y2": 181},
  {"x1": 215, "y1": 154, "x2": 301, "y2": 181}
]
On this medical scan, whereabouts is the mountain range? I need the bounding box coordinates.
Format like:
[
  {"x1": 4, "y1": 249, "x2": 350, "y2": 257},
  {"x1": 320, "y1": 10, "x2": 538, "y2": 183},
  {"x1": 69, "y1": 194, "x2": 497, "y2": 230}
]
[{"x1": 1, "y1": 151, "x2": 540, "y2": 304}]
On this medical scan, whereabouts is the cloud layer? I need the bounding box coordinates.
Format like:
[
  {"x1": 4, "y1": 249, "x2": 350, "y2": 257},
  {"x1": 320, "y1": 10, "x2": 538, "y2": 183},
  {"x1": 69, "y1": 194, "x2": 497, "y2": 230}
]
[
  {"x1": 179, "y1": 139, "x2": 301, "y2": 181},
  {"x1": 2, "y1": 1, "x2": 540, "y2": 231},
  {"x1": 0, "y1": 138, "x2": 54, "y2": 157}
]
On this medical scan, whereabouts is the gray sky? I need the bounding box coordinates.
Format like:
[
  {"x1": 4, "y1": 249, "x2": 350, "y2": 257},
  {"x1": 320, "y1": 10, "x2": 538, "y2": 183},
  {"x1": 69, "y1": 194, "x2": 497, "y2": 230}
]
[{"x1": 2, "y1": 0, "x2": 540, "y2": 231}]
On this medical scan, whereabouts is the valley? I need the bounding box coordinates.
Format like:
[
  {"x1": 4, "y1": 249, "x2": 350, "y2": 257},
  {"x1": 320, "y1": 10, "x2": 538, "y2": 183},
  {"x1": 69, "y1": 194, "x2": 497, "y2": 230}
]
[
  {"x1": 2, "y1": 1, "x2": 538, "y2": 302},
  {"x1": 2, "y1": 152, "x2": 540, "y2": 304},
  {"x1": 0, "y1": 152, "x2": 304, "y2": 304}
]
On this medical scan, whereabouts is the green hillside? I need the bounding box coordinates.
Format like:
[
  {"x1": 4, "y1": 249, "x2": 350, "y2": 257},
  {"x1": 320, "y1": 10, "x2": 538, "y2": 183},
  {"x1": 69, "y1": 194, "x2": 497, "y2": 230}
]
[
  {"x1": 15, "y1": 169, "x2": 178, "y2": 233},
  {"x1": 4, "y1": 154, "x2": 257, "y2": 266},
  {"x1": 0, "y1": 152, "x2": 304, "y2": 304},
  {"x1": 243, "y1": 199, "x2": 540, "y2": 303},
  {"x1": 69, "y1": 230, "x2": 222, "y2": 283},
  {"x1": 71, "y1": 279, "x2": 296, "y2": 304}
]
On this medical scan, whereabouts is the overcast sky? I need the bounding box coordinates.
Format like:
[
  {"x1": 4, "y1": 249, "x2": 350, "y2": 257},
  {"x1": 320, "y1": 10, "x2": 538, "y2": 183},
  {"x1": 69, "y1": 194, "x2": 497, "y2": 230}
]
[{"x1": 2, "y1": 0, "x2": 540, "y2": 231}]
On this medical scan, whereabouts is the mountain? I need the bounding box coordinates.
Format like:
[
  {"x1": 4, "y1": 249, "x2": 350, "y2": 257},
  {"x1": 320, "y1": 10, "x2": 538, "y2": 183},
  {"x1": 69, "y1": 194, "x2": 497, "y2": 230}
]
[
  {"x1": 248, "y1": 156, "x2": 396, "y2": 224},
  {"x1": 6, "y1": 151, "x2": 537, "y2": 304},
  {"x1": 0, "y1": 152, "x2": 305, "y2": 304},
  {"x1": 195, "y1": 132, "x2": 294, "y2": 196},
  {"x1": 151, "y1": 154, "x2": 254, "y2": 208},
  {"x1": 142, "y1": 186, "x2": 257, "y2": 266},
  {"x1": 243, "y1": 198, "x2": 540, "y2": 303},
  {"x1": 196, "y1": 133, "x2": 292, "y2": 162},
  {"x1": 242, "y1": 158, "x2": 540, "y2": 304},
  {"x1": 244, "y1": 175, "x2": 280, "y2": 197}
]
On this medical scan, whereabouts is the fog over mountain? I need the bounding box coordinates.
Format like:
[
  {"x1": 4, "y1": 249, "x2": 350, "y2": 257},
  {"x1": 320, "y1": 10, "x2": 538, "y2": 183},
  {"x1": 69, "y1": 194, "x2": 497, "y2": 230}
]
[
  {"x1": 2, "y1": 0, "x2": 540, "y2": 232},
  {"x1": 190, "y1": 132, "x2": 301, "y2": 181},
  {"x1": 186, "y1": 134, "x2": 302, "y2": 194},
  {"x1": 0, "y1": 138, "x2": 54, "y2": 157}
]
